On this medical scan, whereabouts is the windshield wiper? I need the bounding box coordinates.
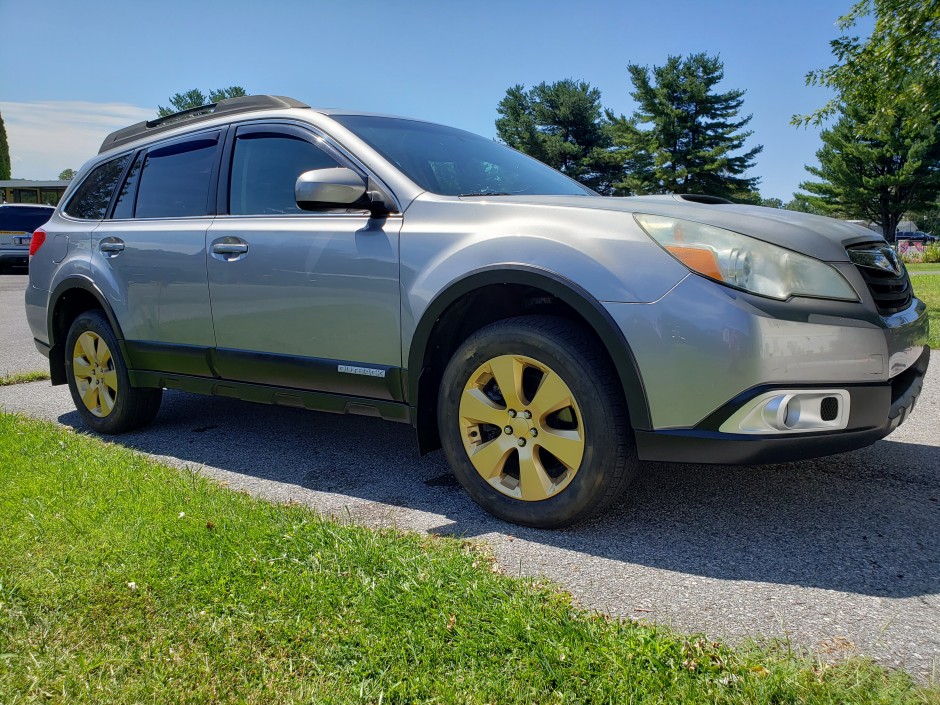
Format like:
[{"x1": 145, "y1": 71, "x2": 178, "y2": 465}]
[{"x1": 457, "y1": 191, "x2": 513, "y2": 197}]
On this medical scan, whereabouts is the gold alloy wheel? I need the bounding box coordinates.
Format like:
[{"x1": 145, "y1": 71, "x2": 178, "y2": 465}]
[
  {"x1": 458, "y1": 354, "x2": 585, "y2": 501},
  {"x1": 72, "y1": 331, "x2": 118, "y2": 418}
]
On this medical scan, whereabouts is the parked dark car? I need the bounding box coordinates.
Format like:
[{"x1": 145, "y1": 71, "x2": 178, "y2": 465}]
[{"x1": 0, "y1": 204, "x2": 55, "y2": 271}]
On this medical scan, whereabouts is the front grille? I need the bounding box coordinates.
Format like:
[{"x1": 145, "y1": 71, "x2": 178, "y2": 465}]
[{"x1": 846, "y1": 243, "x2": 912, "y2": 315}]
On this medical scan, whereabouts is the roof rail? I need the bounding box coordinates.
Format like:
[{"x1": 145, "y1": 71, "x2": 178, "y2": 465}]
[{"x1": 98, "y1": 95, "x2": 310, "y2": 154}]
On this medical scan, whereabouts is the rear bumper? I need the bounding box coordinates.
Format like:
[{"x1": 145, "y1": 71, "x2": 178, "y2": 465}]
[
  {"x1": 0, "y1": 250, "x2": 28, "y2": 266},
  {"x1": 636, "y1": 346, "x2": 930, "y2": 464}
]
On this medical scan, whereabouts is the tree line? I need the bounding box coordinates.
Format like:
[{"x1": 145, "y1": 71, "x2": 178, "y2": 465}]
[{"x1": 495, "y1": 0, "x2": 940, "y2": 240}]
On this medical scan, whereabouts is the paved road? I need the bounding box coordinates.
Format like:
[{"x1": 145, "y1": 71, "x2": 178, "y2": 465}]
[
  {"x1": 1, "y1": 273, "x2": 937, "y2": 683},
  {"x1": 0, "y1": 272, "x2": 47, "y2": 376}
]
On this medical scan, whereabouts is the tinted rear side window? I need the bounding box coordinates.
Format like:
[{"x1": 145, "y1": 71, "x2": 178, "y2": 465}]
[
  {"x1": 111, "y1": 152, "x2": 144, "y2": 220},
  {"x1": 64, "y1": 155, "x2": 131, "y2": 220},
  {"x1": 135, "y1": 132, "x2": 220, "y2": 219},
  {"x1": 0, "y1": 207, "x2": 54, "y2": 232}
]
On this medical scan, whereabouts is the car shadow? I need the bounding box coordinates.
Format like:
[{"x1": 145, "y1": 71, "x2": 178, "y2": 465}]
[{"x1": 56, "y1": 390, "x2": 940, "y2": 599}]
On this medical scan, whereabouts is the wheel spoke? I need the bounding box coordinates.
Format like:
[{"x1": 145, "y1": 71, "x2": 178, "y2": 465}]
[
  {"x1": 78, "y1": 333, "x2": 98, "y2": 365},
  {"x1": 102, "y1": 370, "x2": 118, "y2": 391},
  {"x1": 72, "y1": 356, "x2": 94, "y2": 381},
  {"x1": 467, "y1": 436, "x2": 514, "y2": 479},
  {"x1": 536, "y1": 429, "x2": 584, "y2": 470},
  {"x1": 97, "y1": 340, "x2": 112, "y2": 367},
  {"x1": 488, "y1": 356, "x2": 523, "y2": 408},
  {"x1": 81, "y1": 383, "x2": 99, "y2": 413},
  {"x1": 99, "y1": 387, "x2": 116, "y2": 414},
  {"x1": 460, "y1": 388, "x2": 505, "y2": 426},
  {"x1": 531, "y1": 370, "x2": 574, "y2": 417},
  {"x1": 518, "y1": 448, "x2": 555, "y2": 501}
]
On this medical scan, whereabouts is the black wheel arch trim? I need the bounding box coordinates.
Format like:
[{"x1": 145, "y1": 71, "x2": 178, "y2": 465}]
[
  {"x1": 48, "y1": 276, "x2": 126, "y2": 344},
  {"x1": 46, "y1": 276, "x2": 126, "y2": 385},
  {"x1": 406, "y1": 265, "x2": 652, "y2": 433}
]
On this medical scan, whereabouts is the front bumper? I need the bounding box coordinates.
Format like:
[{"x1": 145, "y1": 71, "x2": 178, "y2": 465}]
[
  {"x1": 634, "y1": 346, "x2": 929, "y2": 464},
  {"x1": 604, "y1": 272, "x2": 929, "y2": 464}
]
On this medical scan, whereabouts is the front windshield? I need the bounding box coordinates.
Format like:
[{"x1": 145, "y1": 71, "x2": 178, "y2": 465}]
[{"x1": 332, "y1": 115, "x2": 594, "y2": 197}]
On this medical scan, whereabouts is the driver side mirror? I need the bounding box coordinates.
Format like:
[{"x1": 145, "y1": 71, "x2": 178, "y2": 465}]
[{"x1": 295, "y1": 167, "x2": 391, "y2": 215}]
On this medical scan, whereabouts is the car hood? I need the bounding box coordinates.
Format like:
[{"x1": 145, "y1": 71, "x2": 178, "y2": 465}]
[{"x1": 463, "y1": 194, "x2": 885, "y2": 262}]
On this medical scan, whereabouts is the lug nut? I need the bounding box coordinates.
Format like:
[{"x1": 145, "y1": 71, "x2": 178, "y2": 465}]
[
  {"x1": 517, "y1": 437, "x2": 527, "y2": 447},
  {"x1": 504, "y1": 426, "x2": 513, "y2": 435},
  {"x1": 522, "y1": 410, "x2": 532, "y2": 419},
  {"x1": 508, "y1": 409, "x2": 517, "y2": 418},
  {"x1": 529, "y1": 428, "x2": 538, "y2": 437}
]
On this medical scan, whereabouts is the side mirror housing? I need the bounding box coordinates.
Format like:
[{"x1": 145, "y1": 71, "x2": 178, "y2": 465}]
[{"x1": 295, "y1": 167, "x2": 390, "y2": 215}]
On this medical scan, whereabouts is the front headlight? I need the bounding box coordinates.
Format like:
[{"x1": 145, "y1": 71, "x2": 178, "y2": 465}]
[{"x1": 634, "y1": 213, "x2": 858, "y2": 302}]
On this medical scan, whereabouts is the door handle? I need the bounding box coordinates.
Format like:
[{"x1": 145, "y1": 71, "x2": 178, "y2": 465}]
[
  {"x1": 212, "y1": 243, "x2": 249, "y2": 255},
  {"x1": 211, "y1": 237, "x2": 249, "y2": 261},
  {"x1": 99, "y1": 238, "x2": 125, "y2": 257}
]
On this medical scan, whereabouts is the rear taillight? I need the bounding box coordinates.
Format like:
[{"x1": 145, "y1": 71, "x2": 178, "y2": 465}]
[{"x1": 29, "y1": 228, "x2": 46, "y2": 258}]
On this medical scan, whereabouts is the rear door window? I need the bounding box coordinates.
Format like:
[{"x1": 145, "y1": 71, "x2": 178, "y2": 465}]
[
  {"x1": 64, "y1": 154, "x2": 131, "y2": 220},
  {"x1": 135, "y1": 132, "x2": 221, "y2": 219}
]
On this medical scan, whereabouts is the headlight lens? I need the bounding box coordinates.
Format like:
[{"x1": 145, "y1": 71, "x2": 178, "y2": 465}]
[{"x1": 634, "y1": 214, "x2": 858, "y2": 301}]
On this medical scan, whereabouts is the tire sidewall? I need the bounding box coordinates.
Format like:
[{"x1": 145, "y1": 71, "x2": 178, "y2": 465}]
[{"x1": 438, "y1": 320, "x2": 625, "y2": 528}]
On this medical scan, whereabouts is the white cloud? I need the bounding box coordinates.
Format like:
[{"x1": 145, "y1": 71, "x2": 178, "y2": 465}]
[{"x1": 0, "y1": 101, "x2": 154, "y2": 180}]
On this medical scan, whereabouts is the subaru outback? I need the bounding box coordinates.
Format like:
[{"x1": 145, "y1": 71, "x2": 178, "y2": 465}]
[{"x1": 25, "y1": 95, "x2": 930, "y2": 527}]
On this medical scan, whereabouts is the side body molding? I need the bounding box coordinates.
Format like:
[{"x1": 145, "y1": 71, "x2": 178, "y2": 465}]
[{"x1": 406, "y1": 266, "x2": 653, "y2": 444}]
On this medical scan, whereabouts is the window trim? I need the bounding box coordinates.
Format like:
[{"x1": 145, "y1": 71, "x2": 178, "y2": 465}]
[{"x1": 125, "y1": 127, "x2": 227, "y2": 221}]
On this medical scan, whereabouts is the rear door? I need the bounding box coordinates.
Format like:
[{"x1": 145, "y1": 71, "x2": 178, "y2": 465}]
[
  {"x1": 92, "y1": 130, "x2": 223, "y2": 376},
  {"x1": 205, "y1": 122, "x2": 402, "y2": 400}
]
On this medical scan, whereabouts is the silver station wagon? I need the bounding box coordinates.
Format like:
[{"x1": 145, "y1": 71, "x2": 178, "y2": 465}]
[{"x1": 25, "y1": 95, "x2": 930, "y2": 527}]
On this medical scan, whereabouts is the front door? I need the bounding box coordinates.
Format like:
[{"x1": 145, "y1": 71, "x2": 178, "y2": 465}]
[{"x1": 206, "y1": 123, "x2": 402, "y2": 400}]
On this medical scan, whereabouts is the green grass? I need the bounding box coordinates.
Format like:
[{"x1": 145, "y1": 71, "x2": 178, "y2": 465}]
[
  {"x1": 0, "y1": 370, "x2": 50, "y2": 386},
  {"x1": 0, "y1": 414, "x2": 936, "y2": 704},
  {"x1": 911, "y1": 274, "x2": 940, "y2": 349},
  {"x1": 909, "y1": 263, "x2": 940, "y2": 274}
]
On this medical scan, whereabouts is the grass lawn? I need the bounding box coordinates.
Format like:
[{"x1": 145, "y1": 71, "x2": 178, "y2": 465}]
[
  {"x1": 0, "y1": 414, "x2": 937, "y2": 704},
  {"x1": 908, "y1": 263, "x2": 940, "y2": 274},
  {"x1": 911, "y1": 273, "x2": 940, "y2": 349}
]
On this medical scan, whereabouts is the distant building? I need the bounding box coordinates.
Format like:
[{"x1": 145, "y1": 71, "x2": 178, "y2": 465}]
[{"x1": 0, "y1": 180, "x2": 70, "y2": 206}]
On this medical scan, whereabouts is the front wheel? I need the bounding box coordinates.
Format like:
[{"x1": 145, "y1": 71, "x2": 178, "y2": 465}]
[
  {"x1": 438, "y1": 316, "x2": 637, "y2": 528},
  {"x1": 65, "y1": 310, "x2": 162, "y2": 434}
]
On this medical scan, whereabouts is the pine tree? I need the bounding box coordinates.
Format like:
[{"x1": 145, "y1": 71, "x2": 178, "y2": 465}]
[
  {"x1": 798, "y1": 100, "x2": 940, "y2": 241},
  {"x1": 496, "y1": 80, "x2": 621, "y2": 194},
  {"x1": 158, "y1": 86, "x2": 248, "y2": 117},
  {"x1": 0, "y1": 112, "x2": 11, "y2": 180},
  {"x1": 611, "y1": 53, "x2": 762, "y2": 199}
]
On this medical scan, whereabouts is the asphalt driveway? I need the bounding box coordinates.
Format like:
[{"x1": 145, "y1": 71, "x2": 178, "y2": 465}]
[{"x1": 1, "y1": 272, "x2": 938, "y2": 683}]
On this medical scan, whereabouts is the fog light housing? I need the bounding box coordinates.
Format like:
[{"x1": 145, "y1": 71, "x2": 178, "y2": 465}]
[{"x1": 720, "y1": 390, "x2": 850, "y2": 434}]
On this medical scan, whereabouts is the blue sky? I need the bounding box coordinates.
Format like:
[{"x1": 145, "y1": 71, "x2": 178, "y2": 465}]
[{"x1": 1, "y1": 0, "x2": 860, "y2": 200}]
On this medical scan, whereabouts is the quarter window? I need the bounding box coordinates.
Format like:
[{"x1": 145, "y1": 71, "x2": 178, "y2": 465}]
[
  {"x1": 111, "y1": 152, "x2": 144, "y2": 219},
  {"x1": 64, "y1": 154, "x2": 131, "y2": 220},
  {"x1": 229, "y1": 131, "x2": 341, "y2": 215},
  {"x1": 135, "y1": 132, "x2": 220, "y2": 219}
]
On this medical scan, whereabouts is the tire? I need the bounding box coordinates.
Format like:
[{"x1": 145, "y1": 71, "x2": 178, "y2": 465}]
[
  {"x1": 64, "y1": 310, "x2": 163, "y2": 434},
  {"x1": 438, "y1": 315, "x2": 638, "y2": 528}
]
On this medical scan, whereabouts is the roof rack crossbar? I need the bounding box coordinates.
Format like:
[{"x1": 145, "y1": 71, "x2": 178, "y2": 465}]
[{"x1": 98, "y1": 95, "x2": 310, "y2": 154}]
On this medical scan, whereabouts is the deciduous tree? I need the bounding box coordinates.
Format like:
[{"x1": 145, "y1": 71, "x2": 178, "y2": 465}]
[{"x1": 795, "y1": 0, "x2": 940, "y2": 131}]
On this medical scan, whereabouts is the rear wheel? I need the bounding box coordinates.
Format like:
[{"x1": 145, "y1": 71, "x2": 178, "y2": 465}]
[
  {"x1": 65, "y1": 310, "x2": 162, "y2": 434},
  {"x1": 438, "y1": 315, "x2": 637, "y2": 528}
]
